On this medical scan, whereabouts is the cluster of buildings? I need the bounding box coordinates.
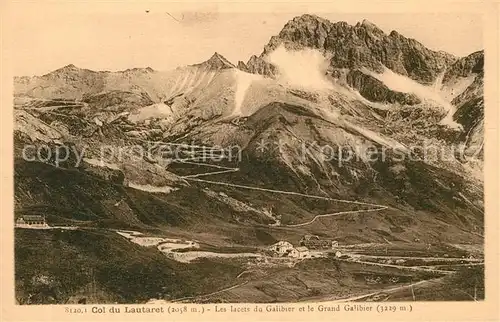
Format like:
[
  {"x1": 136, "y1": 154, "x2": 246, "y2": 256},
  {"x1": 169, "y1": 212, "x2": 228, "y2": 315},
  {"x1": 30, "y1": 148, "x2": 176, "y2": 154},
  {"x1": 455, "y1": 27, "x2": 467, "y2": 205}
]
[
  {"x1": 268, "y1": 235, "x2": 341, "y2": 259},
  {"x1": 268, "y1": 241, "x2": 310, "y2": 258}
]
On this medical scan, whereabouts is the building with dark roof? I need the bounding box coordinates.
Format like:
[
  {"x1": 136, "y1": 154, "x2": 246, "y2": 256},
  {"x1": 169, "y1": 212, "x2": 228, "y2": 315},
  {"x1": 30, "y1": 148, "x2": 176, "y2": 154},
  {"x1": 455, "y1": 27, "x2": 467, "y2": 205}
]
[{"x1": 15, "y1": 215, "x2": 48, "y2": 228}]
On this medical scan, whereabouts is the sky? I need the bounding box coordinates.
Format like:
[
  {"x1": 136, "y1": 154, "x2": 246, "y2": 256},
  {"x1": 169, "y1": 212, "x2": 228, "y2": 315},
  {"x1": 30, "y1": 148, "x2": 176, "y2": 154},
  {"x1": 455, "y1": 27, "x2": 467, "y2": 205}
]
[{"x1": 7, "y1": 3, "x2": 483, "y2": 76}]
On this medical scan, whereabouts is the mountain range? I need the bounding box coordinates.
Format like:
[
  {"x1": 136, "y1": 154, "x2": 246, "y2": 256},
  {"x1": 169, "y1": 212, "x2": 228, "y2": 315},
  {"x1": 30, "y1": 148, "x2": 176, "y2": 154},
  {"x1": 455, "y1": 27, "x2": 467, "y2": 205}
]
[{"x1": 13, "y1": 14, "x2": 484, "y2": 304}]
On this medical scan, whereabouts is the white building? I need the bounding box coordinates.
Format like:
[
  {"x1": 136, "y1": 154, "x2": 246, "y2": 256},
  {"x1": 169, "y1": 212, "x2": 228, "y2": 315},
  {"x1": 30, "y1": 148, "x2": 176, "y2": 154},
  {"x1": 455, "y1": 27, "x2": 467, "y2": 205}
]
[
  {"x1": 268, "y1": 241, "x2": 294, "y2": 255},
  {"x1": 296, "y1": 246, "x2": 310, "y2": 258},
  {"x1": 288, "y1": 248, "x2": 299, "y2": 258}
]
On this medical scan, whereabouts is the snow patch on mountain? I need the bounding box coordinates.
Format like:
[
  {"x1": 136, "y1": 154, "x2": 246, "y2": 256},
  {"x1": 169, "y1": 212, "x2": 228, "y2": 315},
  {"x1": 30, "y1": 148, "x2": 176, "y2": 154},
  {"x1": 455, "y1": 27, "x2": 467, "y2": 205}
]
[
  {"x1": 128, "y1": 183, "x2": 178, "y2": 194},
  {"x1": 364, "y1": 67, "x2": 462, "y2": 129},
  {"x1": 128, "y1": 103, "x2": 174, "y2": 123},
  {"x1": 438, "y1": 75, "x2": 476, "y2": 102},
  {"x1": 233, "y1": 70, "x2": 263, "y2": 116}
]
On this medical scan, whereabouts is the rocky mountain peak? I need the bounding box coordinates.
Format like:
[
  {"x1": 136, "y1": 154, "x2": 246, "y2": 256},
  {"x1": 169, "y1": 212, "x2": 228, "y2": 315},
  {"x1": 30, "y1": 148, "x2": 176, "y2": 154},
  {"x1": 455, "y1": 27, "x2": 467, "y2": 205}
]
[
  {"x1": 237, "y1": 61, "x2": 249, "y2": 72},
  {"x1": 251, "y1": 14, "x2": 456, "y2": 84},
  {"x1": 199, "y1": 52, "x2": 235, "y2": 70},
  {"x1": 359, "y1": 19, "x2": 385, "y2": 36},
  {"x1": 289, "y1": 13, "x2": 331, "y2": 25},
  {"x1": 43, "y1": 64, "x2": 94, "y2": 78},
  {"x1": 56, "y1": 64, "x2": 82, "y2": 73},
  {"x1": 262, "y1": 14, "x2": 334, "y2": 55}
]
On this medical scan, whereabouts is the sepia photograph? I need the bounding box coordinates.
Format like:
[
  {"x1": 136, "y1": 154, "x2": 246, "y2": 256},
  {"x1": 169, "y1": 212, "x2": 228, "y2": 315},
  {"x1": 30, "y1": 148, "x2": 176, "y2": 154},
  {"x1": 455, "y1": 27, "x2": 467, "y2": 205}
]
[{"x1": 3, "y1": 2, "x2": 495, "y2": 313}]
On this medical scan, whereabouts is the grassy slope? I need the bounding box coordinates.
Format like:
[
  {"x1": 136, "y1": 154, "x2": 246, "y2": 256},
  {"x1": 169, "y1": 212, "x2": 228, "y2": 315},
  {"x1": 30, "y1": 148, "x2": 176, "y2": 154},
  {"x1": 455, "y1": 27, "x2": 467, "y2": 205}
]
[
  {"x1": 14, "y1": 159, "x2": 261, "y2": 231},
  {"x1": 358, "y1": 266, "x2": 484, "y2": 301},
  {"x1": 197, "y1": 257, "x2": 440, "y2": 303},
  {"x1": 15, "y1": 229, "x2": 243, "y2": 304}
]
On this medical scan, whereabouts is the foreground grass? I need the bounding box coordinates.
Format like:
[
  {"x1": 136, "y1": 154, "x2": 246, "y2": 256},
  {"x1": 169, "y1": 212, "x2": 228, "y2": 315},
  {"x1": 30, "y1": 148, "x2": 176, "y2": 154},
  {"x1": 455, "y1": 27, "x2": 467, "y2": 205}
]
[
  {"x1": 358, "y1": 265, "x2": 484, "y2": 301},
  {"x1": 15, "y1": 228, "x2": 243, "y2": 304}
]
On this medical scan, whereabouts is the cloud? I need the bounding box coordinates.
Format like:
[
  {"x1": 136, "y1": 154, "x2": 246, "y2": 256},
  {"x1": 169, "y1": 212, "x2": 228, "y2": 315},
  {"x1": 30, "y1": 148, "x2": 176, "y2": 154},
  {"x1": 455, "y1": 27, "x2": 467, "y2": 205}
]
[{"x1": 265, "y1": 45, "x2": 333, "y2": 90}]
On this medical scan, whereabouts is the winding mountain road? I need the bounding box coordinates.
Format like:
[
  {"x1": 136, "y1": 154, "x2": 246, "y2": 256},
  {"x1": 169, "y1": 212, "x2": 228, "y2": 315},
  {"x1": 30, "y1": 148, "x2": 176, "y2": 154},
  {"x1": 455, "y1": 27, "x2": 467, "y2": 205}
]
[{"x1": 166, "y1": 150, "x2": 389, "y2": 227}]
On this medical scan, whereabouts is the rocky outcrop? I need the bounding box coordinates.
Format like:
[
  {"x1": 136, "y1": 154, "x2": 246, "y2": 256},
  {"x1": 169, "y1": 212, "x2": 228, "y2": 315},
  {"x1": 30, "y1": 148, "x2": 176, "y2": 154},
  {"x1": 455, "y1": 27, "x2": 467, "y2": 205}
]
[
  {"x1": 346, "y1": 70, "x2": 421, "y2": 105},
  {"x1": 443, "y1": 50, "x2": 484, "y2": 83},
  {"x1": 237, "y1": 61, "x2": 249, "y2": 72},
  {"x1": 243, "y1": 55, "x2": 278, "y2": 77},
  {"x1": 444, "y1": 51, "x2": 485, "y2": 159},
  {"x1": 453, "y1": 80, "x2": 483, "y2": 129},
  {"x1": 119, "y1": 67, "x2": 155, "y2": 74},
  {"x1": 452, "y1": 73, "x2": 484, "y2": 159},
  {"x1": 81, "y1": 90, "x2": 155, "y2": 112}
]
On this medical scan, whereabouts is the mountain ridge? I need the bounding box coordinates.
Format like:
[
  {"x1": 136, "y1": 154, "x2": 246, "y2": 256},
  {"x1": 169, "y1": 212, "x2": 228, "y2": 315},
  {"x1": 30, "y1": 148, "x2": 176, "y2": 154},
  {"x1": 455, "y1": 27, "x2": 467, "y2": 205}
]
[{"x1": 245, "y1": 14, "x2": 457, "y2": 85}]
